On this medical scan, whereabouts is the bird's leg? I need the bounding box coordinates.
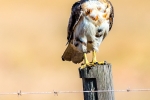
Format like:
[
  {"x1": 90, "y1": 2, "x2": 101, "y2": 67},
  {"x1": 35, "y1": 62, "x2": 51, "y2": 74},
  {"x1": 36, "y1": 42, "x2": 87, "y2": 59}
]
[
  {"x1": 91, "y1": 50, "x2": 105, "y2": 65},
  {"x1": 92, "y1": 50, "x2": 97, "y2": 63},
  {"x1": 80, "y1": 53, "x2": 91, "y2": 69}
]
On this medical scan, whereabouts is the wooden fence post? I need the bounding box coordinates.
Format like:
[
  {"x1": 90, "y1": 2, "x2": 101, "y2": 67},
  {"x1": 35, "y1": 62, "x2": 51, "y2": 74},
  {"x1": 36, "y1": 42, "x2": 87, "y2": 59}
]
[{"x1": 79, "y1": 63, "x2": 114, "y2": 100}]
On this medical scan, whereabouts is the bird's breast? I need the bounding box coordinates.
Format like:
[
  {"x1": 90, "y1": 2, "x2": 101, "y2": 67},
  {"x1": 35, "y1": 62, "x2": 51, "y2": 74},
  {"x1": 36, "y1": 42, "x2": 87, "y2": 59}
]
[{"x1": 81, "y1": 1, "x2": 110, "y2": 25}]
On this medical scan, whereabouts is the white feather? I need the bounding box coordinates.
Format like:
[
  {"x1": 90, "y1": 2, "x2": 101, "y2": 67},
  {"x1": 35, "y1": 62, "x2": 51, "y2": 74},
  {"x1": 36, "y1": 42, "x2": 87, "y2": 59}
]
[{"x1": 73, "y1": 1, "x2": 110, "y2": 53}]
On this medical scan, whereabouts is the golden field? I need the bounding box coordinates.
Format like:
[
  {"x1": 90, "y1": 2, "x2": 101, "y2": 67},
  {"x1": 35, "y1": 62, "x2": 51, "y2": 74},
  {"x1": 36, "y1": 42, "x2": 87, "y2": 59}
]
[{"x1": 0, "y1": 0, "x2": 150, "y2": 100}]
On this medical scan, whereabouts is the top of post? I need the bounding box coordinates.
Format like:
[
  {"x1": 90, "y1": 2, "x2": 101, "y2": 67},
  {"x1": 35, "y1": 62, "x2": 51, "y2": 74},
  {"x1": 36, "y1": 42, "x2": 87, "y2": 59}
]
[{"x1": 79, "y1": 63, "x2": 111, "y2": 78}]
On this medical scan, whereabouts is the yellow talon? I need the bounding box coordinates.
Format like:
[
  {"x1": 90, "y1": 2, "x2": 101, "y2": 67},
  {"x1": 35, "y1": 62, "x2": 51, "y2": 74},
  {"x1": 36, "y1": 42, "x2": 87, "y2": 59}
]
[
  {"x1": 90, "y1": 50, "x2": 106, "y2": 65},
  {"x1": 92, "y1": 50, "x2": 97, "y2": 63},
  {"x1": 80, "y1": 53, "x2": 91, "y2": 69},
  {"x1": 80, "y1": 51, "x2": 106, "y2": 69}
]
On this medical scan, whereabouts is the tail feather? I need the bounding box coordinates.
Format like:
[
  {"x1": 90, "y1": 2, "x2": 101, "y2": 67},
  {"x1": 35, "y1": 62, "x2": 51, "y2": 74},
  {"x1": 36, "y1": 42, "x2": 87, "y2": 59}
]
[{"x1": 62, "y1": 44, "x2": 84, "y2": 64}]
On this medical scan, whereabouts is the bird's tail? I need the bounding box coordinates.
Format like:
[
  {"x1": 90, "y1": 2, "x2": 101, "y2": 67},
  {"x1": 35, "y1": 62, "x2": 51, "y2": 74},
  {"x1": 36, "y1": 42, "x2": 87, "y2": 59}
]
[{"x1": 62, "y1": 44, "x2": 84, "y2": 64}]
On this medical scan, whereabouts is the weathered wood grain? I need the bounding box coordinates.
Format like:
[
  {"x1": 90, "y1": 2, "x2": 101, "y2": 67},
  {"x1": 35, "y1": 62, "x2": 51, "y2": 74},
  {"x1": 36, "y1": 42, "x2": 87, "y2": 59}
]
[{"x1": 79, "y1": 63, "x2": 114, "y2": 100}]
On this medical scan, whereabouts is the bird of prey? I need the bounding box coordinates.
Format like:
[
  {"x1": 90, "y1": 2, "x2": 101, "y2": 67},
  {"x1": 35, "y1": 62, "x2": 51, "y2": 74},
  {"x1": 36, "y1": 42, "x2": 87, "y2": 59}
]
[{"x1": 62, "y1": 0, "x2": 114, "y2": 69}]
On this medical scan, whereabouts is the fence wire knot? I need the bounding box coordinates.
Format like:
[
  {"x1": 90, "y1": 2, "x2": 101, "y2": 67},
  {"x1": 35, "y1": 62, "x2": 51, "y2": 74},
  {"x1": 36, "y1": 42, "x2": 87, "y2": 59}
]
[
  {"x1": 53, "y1": 90, "x2": 58, "y2": 96},
  {"x1": 17, "y1": 90, "x2": 21, "y2": 96},
  {"x1": 127, "y1": 87, "x2": 131, "y2": 92},
  {"x1": 91, "y1": 88, "x2": 95, "y2": 93}
]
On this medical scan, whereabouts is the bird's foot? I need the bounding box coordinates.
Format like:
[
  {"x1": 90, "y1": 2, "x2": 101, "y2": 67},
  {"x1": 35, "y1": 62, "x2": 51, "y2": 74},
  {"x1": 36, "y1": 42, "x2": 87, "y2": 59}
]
[
  {"x1": 80, "y1": 63, "x2": 93, "y2": 69},
  {"x1": 90, "y1": 61, "x2": 107, "y2": 66},
  {"x1": 80, "y1": 61, "x2": 107, "y2": 69}
]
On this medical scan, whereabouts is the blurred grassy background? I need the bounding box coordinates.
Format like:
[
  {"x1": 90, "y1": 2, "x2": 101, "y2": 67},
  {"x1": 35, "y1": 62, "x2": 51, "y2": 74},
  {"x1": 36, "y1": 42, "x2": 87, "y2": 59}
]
[{"x1": 0, "y1": 0, "x2": 150, "y2": 100}]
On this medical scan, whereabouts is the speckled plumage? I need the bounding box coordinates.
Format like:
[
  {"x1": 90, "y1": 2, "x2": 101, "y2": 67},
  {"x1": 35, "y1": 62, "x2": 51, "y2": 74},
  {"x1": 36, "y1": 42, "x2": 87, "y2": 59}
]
[{"x1": 62, "y1": 0, "x2": 114, "y2": 64}]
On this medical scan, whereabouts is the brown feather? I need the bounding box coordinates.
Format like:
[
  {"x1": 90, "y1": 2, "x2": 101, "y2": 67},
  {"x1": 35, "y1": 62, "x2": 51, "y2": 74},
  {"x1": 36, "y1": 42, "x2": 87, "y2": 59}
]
[
  {"x1": 107, "y1": 0, "x2": 114, "y2": 31},
  {"x1": 67, "y1": 1, "x2": 82, "y2": 43},
  {"x1": 62, "y1": 1, "x2": 84, "y2": 64},
  {"x1": 62, "y1": 44, "x2": 84, "y2": 64}
]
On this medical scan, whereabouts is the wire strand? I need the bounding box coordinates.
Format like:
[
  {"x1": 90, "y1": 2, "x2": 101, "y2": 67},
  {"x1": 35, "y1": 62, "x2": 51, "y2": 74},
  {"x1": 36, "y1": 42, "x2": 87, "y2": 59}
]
[{"x1": 0, "y1": 88, "x2": 150, "y2": 96}]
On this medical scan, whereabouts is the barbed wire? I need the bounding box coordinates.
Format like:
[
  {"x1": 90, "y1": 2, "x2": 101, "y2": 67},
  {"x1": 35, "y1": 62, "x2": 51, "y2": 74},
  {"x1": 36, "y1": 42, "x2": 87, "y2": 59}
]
[{"x1": 0, "y1": 88, "x2": 150, "y2": 96}]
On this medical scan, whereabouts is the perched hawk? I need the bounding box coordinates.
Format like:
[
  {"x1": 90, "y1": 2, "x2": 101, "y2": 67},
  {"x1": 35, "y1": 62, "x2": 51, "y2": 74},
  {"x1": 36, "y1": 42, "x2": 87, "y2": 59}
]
[{"x1": 62, "y1": 0, "x2": 114, "y2": 69}]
